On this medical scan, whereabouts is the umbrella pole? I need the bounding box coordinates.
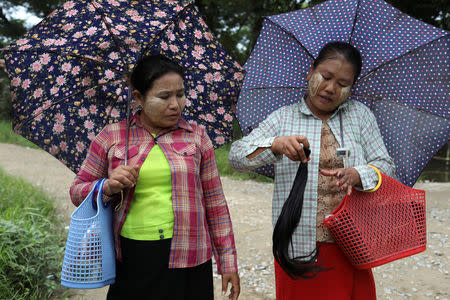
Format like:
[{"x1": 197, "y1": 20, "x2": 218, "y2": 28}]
[
  {"x1": 114, "y1": 86, "x2": 131, "y2": 212},
  {"x1": 124, "y1": 86, "x2": 131, "y2": 166}
]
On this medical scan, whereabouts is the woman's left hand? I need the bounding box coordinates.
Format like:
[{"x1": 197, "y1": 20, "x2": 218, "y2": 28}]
[
  {"x1": 222, "y1": 272, "x2": 240, "y2": 300},
  {"x1": 320, "y1": 168, "x2": 362, "y2": 196}
]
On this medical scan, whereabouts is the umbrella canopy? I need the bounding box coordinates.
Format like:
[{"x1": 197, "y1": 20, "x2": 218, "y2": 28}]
[
  {"x1": 2, "y1": 0, "x2": 244, "y2": 173},
  {"x1": 236, "y1": 0, "x2": 449, "y2": 187}
]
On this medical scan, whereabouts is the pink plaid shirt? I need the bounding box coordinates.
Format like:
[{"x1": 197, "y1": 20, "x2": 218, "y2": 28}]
[{"x1": 70, "y1": 112, "x2": 238, "y2": 274}]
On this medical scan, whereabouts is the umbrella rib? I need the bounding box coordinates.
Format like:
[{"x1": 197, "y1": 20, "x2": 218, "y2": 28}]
[
  {"x1": 241, "y1": 87, "x2": 449, "y2": 120},
  {"x1": 358, "y1": 34, "x2": 449, "y2": 81},
  {"x1": 139, "y1": 2, "x2": 195, "y2": 64},
  {"x1": 265, "y1": 17, "x2": 315, "y2": 60},
  {"x1": 88, "y1": 0, "x2": 130, "y2": 76},
  {"x1": 1, "y1": 48, "x2": 125, "y2": 76},
  {"x1": 348, "y1": 0, "x2": 362, "y2": 45},
  {"x1": 136, "y1": 2, "x2": 242, "y2": 73},
  {"x1": 352, "y1": 92, "x2": 450, "y2": 121},
  {"x1": 15, "y1": 79, "x2": 124, "y2": 130}
]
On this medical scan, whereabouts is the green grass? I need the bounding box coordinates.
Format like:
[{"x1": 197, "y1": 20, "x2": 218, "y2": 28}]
[
  {"x1": 215, "y1": 143, "x2": 273, "y2": 183},
  {"x1": 0, "y1": 167, "x2": 67, "y2": 300},
  {"x1": 0, "y1": 121, "x2": 39, "y2": 148}
]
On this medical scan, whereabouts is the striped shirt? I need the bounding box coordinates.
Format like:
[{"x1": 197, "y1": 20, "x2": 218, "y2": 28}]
[
  {"x1": 229, "y1": 98, "x2": 395, "y2": 259},
  {"x1": 70, "y1": 112, "x2": 238, "y2": 274}
]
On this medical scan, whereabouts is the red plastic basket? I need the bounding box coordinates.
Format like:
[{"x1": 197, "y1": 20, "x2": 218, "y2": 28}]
[{"x1": 323, "y1": 172, "x2": 426, "y2": 269}]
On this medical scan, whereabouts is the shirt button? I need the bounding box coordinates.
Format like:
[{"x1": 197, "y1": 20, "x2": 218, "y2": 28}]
[
  {"x1": 158, "y1": 229, "x2": 164, "y2": 233},
  {"x1": 160, "y1": 235, "x2": 164, "y2": 239},
  {"x1": 141, "y1": 157, "x2": 145, "y2": 161},
  {"x1": 183, "y1": 152, "x2": 187, "y2": 156}
]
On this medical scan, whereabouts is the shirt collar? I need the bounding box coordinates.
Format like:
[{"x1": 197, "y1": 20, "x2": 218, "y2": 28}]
[
  {"x1": 130, "y1": 111, "x2": 194, "y2": 132},
  {"x1": 297, "y1": 96, "x2": 350, "y2": 119}
]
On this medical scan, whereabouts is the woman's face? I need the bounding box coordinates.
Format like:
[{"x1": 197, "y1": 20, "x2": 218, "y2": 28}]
[
  {"x1": 305, "y1": 56, "x2": 355, "y2": 121},
  {"x1": 134, "y1": 72, "x2": 185, "y2": 132}
]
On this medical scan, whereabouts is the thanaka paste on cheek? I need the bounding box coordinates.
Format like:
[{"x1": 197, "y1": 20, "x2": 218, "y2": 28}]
[
  {"x1": 308, "y1": 72, "x2": 323, "y2": 96},
  {"x1": 143, "y1": 96, "x2": 165, "y2": 111},
  {"x1": 339, "y1": 86, "x2": 351, "y2": 102},
  {"x1": 330, "y1": 58, "x2": 351, "y2": 102}
]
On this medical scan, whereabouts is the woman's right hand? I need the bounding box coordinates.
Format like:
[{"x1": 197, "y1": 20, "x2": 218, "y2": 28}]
[
  {"x1": 103, "y1": 165, "x2": 140, "y2": 197},
  {"x1": 271, "y1": 135, "x2": 310, "y2": 162}
]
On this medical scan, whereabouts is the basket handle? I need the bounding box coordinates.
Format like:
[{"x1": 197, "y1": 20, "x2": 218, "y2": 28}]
[
  {"x1": 365, "y1": 165, "x2": 382, "y2": 192},
  {"x1": 92, "y1": 179, "x2": 110, "y2": 211}
]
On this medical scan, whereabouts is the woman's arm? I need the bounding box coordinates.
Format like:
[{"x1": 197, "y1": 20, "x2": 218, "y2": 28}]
[
  {"x1": 199, "y1": 129, "x2": 238, "y2": 274},
  {"x1": 199, "y1": 128, "x2": 240, "y2": 299},
  {"x1": 69, "y1": 128, "x2": 110, "y2": 206},
  {"x1": 228, "y1": 108, "x2": 283, "y2": 172},
  {"x1": 354, "y1": 107, "x2": 396, "y2": 190}
]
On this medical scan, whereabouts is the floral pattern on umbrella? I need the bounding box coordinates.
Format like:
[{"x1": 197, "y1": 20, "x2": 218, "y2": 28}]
[{"x1": 2, "y1": 0, "x2": 244, "y2": 173}]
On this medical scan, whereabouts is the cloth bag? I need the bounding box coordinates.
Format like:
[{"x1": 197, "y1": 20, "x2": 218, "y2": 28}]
[
  {"x1": 323, "y1": 169, "x2": 426, "y2": 269},
  {"x1": 61, "y1": 179, "x2": 116, "y2": 288}
]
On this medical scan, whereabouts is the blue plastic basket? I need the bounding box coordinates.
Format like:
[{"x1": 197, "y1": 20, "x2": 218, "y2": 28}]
[{"x1": 61, "y1": 179, "x2": 116, "y2": 288}]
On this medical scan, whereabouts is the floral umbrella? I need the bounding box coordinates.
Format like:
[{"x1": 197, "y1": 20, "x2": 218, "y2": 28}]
[
  {"x1": 1, "y1": 0, "x2": 244, "y2": 173},
  {"x1": 236, "y1": 0, "x2": 449, "y2": 187}
]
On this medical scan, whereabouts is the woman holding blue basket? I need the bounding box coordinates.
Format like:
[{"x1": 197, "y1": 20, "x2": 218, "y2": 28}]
[{"x1": 70, "y1": 54, "x2": 240, "y2": 300}]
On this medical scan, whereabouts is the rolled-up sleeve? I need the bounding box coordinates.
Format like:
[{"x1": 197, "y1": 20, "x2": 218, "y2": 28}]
[
  {"x1": 229, "y1": 109, "x2": 283, "y2": 172},
  {"x1": 200, "y1": 129, "x2": 238, "y2": 274},
  {"x1": 354, "y1": 108, "x2": 396, "y2": 190}
]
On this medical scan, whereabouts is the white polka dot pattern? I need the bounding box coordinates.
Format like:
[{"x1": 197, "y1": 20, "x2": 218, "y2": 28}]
[{"x1": 237, "y1": 0, "x2": 449, "y2": 187}]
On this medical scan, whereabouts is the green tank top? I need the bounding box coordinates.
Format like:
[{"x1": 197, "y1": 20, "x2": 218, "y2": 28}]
[{"x1": 120, "y1": 139, "x2": 174, "y2": 240}]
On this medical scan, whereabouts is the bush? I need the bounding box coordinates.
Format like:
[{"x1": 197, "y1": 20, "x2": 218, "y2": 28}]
[{"x1": 0, "y1": 168, "x2": 66, "y2": 299}]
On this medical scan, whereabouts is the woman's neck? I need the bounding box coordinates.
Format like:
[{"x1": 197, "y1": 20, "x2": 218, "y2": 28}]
[
  {"x1": 139, "y1": 113, "x2": 162, "y2": 135},
  {"x1": 304, "y1": 96, "x2": 332, "y2": 121}
]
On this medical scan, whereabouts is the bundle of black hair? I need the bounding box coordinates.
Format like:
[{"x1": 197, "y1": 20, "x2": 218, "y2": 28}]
[{"x1": 272, "y1": 148, "x2": 327, "y2": 279}]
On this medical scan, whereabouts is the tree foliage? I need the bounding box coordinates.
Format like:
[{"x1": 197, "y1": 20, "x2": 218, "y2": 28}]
[
  {"x1": 0, "y1": 0, "x2": 63, "y2": 47},
  {"x1": 194, "y1": 0, "x2": 318, "y2": 65},
  {"x1": 388, "y1": 0, "x2": 450, "y2": 31}
]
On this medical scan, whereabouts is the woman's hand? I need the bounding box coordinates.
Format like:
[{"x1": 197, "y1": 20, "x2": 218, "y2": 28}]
[
  {"x1": 103, "y1": 165, "x2": 140, "y2": 197},
  {"x1": 271, "y1": 135, "x2": 310, "y2": 163},
  {"x1": 320, "y1": 168, "x2": 362, "y2": 195},
  {"x1": 222, "y1": 272, "x2": 240, "y2": 300}
]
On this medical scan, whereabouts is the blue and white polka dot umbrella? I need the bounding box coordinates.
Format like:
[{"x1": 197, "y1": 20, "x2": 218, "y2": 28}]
[{"x1": 236, "y1": 0, "x2": 449, "y2": 187}]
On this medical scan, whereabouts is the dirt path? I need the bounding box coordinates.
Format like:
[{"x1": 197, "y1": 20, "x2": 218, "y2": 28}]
[{"x1": 0, "y1": 142, "x2": 448, "y2": 300}]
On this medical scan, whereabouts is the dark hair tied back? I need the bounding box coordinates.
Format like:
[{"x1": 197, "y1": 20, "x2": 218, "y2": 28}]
[
  {"x1": 130, "y1": 54, "x2": 185, "y2": 95},
  {"x1": 314, "y1": 41, "x2": 362, "y2": 83}
]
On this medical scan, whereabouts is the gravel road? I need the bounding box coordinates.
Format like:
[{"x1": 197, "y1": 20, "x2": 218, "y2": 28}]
[{"x1": 0, "y1": 143, "x2": 448, "y2": 300}]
